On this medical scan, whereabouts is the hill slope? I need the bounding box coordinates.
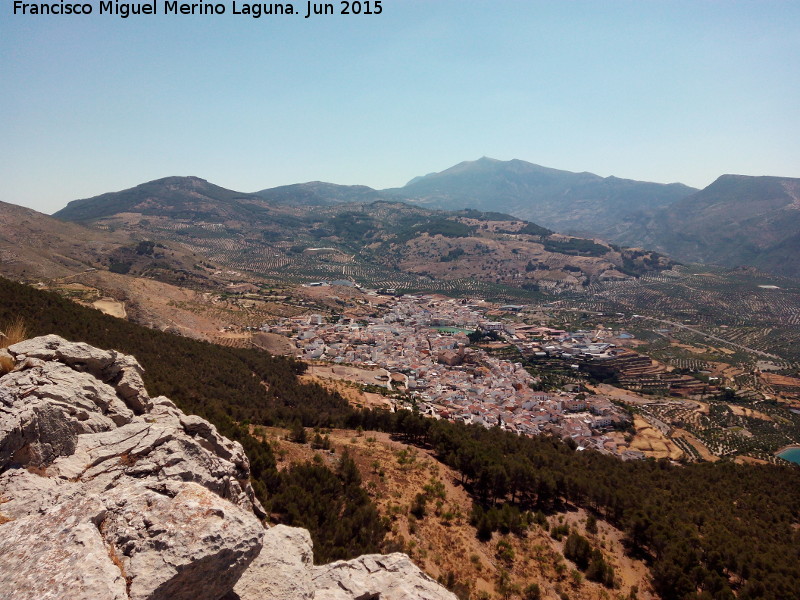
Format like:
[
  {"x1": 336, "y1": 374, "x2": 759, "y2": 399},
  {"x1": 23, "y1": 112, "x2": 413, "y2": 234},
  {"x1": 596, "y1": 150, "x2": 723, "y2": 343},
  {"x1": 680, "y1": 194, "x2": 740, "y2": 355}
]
[
  {"x1": 0, "y1": 200, "x2": 126, "y2": 279},
  {"x1": 614, "y1": 175, "x2": 800, "y2": 277},
  {"x1": 386, "y1": 157, "x2": 697, "y2": 237},
  {"x1": 53, "y1": 177, "x2": 675, "y2": 294},
  {"x1": 53, "y1": 175, "x2": 270, "y2": 223},
  {"x1": 255, "y1": 181, "x2": 390, "y2": 206}
]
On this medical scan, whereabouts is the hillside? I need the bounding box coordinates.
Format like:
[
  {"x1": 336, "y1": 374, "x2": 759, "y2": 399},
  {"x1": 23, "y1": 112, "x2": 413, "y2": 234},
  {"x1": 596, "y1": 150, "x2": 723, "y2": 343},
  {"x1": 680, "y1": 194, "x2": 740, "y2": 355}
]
[
  {"x1": 53, "y1": 175, "x2": 270, "y2": 223},
  {"x1": 0, "y1": 198, "x2": 263, "y2": 340},
  {"x1": 386, "y1": 157, "x2": 697, "y2": 238},
  {"x1": 255, "y1": 181, "x2": 390, "y2": 206},
  {"x1": 0, "y1": 200, "x2": 125, "y2": 280},
  {"x1": 613, "y1": 175, "x2": 800, "y2": 277},
  {"x1": 52, "y1": 177, "x2": 675, "y2": 295},
  {"x1": 252, "y1": 164, "x2": 800, "y2": 279}
]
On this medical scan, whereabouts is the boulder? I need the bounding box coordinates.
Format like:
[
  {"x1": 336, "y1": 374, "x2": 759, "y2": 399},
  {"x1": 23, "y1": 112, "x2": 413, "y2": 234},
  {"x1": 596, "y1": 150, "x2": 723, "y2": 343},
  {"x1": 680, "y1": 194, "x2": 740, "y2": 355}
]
[
  {"x1": 311, "y1": 553, "x2": 458, "y2": 600},
  {"x1": 0, "y1": 494, "x2": 128, "y2": 600},
  {"x1": 0, "y1": 335, "x2": 266, "y2": 600},
  {"x1": 100, "y1": 482, "x2": 264, "y2": 600},
  {"x1": 230, "y1": 526, "x2": 458, "y2": 600},
  {"x1": 232, "y1": 525, "x2": 314, "y2": 600}
]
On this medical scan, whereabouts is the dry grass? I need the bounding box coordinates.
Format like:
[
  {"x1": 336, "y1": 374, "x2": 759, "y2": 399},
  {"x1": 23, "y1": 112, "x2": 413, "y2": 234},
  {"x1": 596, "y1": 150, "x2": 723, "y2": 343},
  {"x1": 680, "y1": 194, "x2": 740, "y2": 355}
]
[
  {"x1": 0, "y1": 317, "x2": 28, "y2": 348},
  {"x1": 256, "y1": 425, "x2": 654, "y2": 600},
  {"x1": 0, "y1": 354, "x2": 14, "y2": 375},
  {"x1": 107, "y1": 543, "x2": 127, "y2": 577},
  {"x1": 26, "y1": 465, "x2": 49, "y2": 477},
  {"x1": 0, "y1": 318, "x2": 27, "y2": 374}
]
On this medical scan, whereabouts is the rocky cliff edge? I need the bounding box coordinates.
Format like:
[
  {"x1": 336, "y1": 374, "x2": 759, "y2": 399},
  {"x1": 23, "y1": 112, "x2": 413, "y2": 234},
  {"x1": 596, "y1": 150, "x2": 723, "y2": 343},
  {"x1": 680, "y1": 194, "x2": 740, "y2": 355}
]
[{"x1": 0, "y1": 335, "x2": 456, "y2": 600}]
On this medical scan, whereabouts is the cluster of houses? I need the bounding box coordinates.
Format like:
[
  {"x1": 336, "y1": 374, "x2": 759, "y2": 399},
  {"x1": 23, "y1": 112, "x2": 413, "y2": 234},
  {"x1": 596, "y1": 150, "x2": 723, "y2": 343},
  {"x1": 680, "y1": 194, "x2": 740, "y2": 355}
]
[{"x1": 266, "y1": 294, "x2": 634, "y2": 457}]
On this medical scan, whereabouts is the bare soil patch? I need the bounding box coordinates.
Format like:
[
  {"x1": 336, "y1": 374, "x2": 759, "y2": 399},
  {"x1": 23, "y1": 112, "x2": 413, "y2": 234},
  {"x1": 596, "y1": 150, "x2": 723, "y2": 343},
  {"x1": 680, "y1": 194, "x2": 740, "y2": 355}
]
[
  {"x1": 251, "y1": 332, "x2": 296, "y2": 355},
  {"x1": 304, "y1": 363, "x2": 391, "y2": 389},
  {"x1": 727, "y1": 404, "x2": 773, "y2": 421},
  {"x1": 92, "y1": 298, "x2": 126, "y2": 319},
  {"x1": 627, "y1": 416, "x2": 683, "y2": 460}
]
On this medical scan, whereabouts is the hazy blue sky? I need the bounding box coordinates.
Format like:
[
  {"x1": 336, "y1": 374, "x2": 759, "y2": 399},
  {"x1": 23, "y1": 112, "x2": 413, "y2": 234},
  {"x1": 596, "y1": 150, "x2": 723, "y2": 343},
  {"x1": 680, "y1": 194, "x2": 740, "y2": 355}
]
[{"x1": 2, "y1": 0, "x2": 798, "y2": 213}]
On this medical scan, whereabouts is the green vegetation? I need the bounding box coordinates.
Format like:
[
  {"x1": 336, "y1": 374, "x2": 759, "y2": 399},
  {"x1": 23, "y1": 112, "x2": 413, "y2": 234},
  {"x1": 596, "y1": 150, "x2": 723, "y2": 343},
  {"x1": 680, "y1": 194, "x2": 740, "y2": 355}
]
[
  {"x1": 269, "y1": 451, "x2": 386, "y2": 562},
  {"x1": 517, "y1": 222, "x2": 552, "y2": 237},
  {"x1": 563, "y1": 531, "x2": 614, "y2": 587},
  {"x1": 394, "y1": 217, "x2": 473, "y2": 244},
  {"x1": 455, "y1": 209, "x2": 517, "y2": 221},
  {"x1": 440, "y1": 248, "x2": 465, "y2": 262},
  {"x1": 542, "y1": 238, "x2": 609, "y2": 257},
  {"x1": 109, "y1": 261, "x2": 132, "y2": 274},
  {"x1": 327, "y1": 211, "x2": 376, "y2": 239}
]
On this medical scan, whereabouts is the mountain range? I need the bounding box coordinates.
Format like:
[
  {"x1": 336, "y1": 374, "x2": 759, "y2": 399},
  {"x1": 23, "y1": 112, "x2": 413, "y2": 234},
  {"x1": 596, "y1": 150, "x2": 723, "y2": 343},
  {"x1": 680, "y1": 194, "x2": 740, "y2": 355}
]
[
  {"x1": 245, "y1": 158, "x2": 799, "y2": 278},
  {"x1": 612, "y1": 174, "x2": 800, "y2": 278},
  {"x1": 386, "y1": 157, "x2": 698, "y2": 238},
  {"x1": 5, "y1": 157, "x2": 797, "y2": 289},
  {"x1": 51, "y1": 176, "x2": 672, "y2": 296}
]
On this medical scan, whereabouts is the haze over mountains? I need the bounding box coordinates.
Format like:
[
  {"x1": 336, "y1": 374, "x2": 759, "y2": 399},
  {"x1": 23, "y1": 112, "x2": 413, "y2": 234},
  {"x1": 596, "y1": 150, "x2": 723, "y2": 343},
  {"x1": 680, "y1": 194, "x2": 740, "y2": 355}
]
[
  {"x1": 613, "y1": 174, "x2": 800, "y2": 278},
  {"x1": 387, "y1": 157, "x2": 698, "y2": 237},
  {"x1": 22, "y1": 156, "x2": 800, "y2": 282},
  {"x1": 50, "y1": 175, "x2": 672, "y2": 297},
  {"x1": 248, "y1": 158, "x2": 799, "y2": 279}
]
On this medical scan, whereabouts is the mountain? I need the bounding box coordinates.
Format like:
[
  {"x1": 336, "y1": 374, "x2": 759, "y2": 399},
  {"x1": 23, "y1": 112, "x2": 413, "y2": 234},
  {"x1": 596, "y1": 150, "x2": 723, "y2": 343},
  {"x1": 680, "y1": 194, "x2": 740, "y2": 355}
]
[
  {"x1": 53, "y1": 175, "x2": 270, "y2": 223},
  {"x1": 386, "y1": 157, "x2": 697, "y2": 237},
  {"x1": 254, "y1": 181, "x2": 389, "y2": 206},
  {"x1": 53, "y1": 176, "x2": 675, "y2": 294},
  {"x1": 248, "y1": 161, "x2": 800, "y2": 279},
  {"x1": 614, "y1": 175, "x2": 800, "y2": 277}
]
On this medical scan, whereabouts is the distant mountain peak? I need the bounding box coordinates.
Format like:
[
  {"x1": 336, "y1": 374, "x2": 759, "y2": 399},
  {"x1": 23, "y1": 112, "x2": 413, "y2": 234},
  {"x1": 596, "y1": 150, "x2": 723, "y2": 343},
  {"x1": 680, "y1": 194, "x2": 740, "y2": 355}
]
[{"x1": 386, "y1": 158, "x2": 696, "y2": 237}]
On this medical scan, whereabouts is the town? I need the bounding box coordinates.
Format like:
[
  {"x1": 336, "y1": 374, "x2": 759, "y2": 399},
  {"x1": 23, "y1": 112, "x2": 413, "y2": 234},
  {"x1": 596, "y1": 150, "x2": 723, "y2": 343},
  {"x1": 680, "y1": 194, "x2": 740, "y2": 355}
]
[{"x1": 264, "y1": 291, "x2": 645, "y2": 458}]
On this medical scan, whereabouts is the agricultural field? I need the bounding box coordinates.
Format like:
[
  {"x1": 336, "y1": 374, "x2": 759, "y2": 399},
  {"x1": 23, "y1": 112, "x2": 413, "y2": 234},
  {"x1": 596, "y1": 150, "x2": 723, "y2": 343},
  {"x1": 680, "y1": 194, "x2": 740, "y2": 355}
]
[
  {"x1": 557, "y1": 265, "x2": 800, "y2": 364},
  {"x1": 635, "y1": 396, "x2": 800, "y2": 463}
]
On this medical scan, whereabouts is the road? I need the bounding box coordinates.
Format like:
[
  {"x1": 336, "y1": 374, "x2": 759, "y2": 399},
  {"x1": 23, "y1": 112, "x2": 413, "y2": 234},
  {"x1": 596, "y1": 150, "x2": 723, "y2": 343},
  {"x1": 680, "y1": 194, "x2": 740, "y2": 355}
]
[{"x1": 632, "y1": 315, "x2": 780, "y2": 359}]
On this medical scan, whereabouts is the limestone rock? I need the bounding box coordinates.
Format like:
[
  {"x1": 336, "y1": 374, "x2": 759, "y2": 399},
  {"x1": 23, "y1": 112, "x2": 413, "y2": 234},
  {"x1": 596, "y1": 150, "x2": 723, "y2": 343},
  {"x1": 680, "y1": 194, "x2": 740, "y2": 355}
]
[
  {"x1": 229, "y1": 526, "x2": 457, "y2": 600},
  {"x1": 232, "y1": 525, "x2": 314, "y2": 600},
  {"x1": 9, "y1": 334, "x2": 152, "y2": 414},
  {"x1": 0, "y1": 494, "x2": 128, "y2": 600},
  {"x1": 100, "y1": 482, "x2": 264, "y2": 600},
  {"x1": 311, "y1": 553, "x2": 458, "y2": 600},
  {"x1": 0, "y1": 335, "x2": 266, "y2": 600}
]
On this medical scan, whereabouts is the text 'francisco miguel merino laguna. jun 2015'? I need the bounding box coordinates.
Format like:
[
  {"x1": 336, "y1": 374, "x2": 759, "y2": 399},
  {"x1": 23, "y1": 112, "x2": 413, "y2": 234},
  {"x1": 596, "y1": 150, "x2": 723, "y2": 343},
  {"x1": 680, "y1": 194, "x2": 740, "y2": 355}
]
[{"x1": 12, "y1": 0, "x2": 384, "y2": 18}]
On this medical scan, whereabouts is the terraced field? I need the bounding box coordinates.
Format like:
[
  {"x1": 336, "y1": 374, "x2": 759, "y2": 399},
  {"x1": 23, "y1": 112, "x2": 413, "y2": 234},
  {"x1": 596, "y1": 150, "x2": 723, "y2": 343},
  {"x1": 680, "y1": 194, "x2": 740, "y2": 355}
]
[{"x1": 639, "y1": 398, "x2": 800, "y2": 463}]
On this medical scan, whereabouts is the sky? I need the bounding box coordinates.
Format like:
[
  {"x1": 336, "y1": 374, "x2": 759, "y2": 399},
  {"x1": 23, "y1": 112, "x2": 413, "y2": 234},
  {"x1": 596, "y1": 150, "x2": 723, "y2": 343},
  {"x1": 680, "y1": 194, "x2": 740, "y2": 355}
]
[{"x1": 1, "y1": 0, "x2": 799, "y2": 214}]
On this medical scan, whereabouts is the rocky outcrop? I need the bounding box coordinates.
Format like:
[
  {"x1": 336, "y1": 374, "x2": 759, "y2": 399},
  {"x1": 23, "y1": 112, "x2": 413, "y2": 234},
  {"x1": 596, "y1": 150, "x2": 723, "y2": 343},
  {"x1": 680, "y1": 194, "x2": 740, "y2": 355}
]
[
  {"x1": 231, "y1": 526, "x2": 458, "y2": 600},
  {"x1": 0, "y1": 335, "x2": 457, "y2": 600},
  {"x1": 231, "y1": 525, "x2": 315, "y2": 600},
  {"x1": 0, "y1": 335, "x2": 265, "y2": 600},
  {"x1": 312, "y1": 553, "x2": 457, "y2": 600}
]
